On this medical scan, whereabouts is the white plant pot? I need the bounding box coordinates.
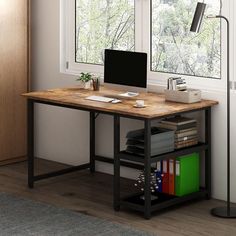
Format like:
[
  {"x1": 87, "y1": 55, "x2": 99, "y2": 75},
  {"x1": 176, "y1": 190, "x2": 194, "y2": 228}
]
[{"x1": 84, "y1": 81, "x2": 91, "y2": 89}]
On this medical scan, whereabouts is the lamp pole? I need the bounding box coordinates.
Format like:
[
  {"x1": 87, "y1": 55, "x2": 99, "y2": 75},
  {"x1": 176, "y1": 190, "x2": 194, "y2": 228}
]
[
  {"x1": 190, "y1": 2, "x2": 236, "y2": 218},
  {"x1": 209, "y1": 15, "x2": 236, "y2": 218}
]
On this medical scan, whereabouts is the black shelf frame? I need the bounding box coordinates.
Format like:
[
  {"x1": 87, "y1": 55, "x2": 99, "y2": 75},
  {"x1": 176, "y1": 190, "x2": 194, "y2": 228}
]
[
  {"x1": 118, "y1": 142, "x2": 208, "y2": 164},
  {"x1": 120, "y1": 189, "x2": 208, "y2": 213},
  {"x1": 113, "y1": 107, "x2": 212, "y2": 219}
]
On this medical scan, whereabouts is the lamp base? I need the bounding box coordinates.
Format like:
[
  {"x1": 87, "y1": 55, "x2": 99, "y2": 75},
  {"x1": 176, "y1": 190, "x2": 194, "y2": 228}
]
[{"x1": 211, "y1": 207, "x2": 236, "y2": 218}]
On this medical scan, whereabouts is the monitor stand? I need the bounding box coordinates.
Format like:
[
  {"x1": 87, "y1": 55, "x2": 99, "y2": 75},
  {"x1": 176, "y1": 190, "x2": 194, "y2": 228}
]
[
  {"x1": 104, "y1": 83, "x2": 147, "y2": 97},
  {"x1": 118, "y1": 91, "x2": 139, "y2": 98}
]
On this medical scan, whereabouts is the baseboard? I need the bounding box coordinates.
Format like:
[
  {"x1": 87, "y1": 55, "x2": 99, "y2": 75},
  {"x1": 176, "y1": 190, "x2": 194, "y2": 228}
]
[{"x1": 0, "y1": 156, "x2": 26, "y2": 166}]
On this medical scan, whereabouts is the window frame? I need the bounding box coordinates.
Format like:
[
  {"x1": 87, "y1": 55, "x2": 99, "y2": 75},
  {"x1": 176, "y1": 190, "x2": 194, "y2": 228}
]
[{"x1": 61, "y1": 0, "x2": 231, "y2": 92}]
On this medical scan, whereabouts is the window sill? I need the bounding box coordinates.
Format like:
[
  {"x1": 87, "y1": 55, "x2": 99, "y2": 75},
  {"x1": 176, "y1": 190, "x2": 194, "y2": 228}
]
[{"x1": 61, "y1": 67, "x2": 226, "y2": 94}]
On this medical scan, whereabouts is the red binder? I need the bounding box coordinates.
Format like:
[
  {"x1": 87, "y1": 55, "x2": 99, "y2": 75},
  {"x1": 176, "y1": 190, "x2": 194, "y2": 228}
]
[
  {"x1": 162, "y1": 160, "x2": 169, "y2": 194},
  {"x1": 169, "y1": 159, "x2": 175, "y2": 195}
]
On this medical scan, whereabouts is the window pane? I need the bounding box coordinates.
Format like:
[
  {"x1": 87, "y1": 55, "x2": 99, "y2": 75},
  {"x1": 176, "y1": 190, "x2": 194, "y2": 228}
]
[
  {"x1": 151, "y1": 0, "x2": 221, "y2": 79},
  {"x1": 75, "y1": 0, "x2": 135, "y2": 65}
]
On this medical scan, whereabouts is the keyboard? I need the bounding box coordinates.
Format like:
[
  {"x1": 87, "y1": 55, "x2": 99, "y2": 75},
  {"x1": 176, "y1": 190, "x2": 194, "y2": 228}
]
[{"x1": 85, "y1": 96, "x2": 115, "y2": 103}]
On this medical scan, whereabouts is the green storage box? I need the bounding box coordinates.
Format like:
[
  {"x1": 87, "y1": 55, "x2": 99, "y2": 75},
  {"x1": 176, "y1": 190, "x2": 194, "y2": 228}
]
[{"x1": 175, "y1": 153, "x2": 200, "y2": 196}]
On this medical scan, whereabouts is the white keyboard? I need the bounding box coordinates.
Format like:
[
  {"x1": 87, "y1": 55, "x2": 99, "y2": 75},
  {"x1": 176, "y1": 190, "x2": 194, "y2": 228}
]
[{"x1": 85, "y1": 96, "x2": 115, "y2": 103}]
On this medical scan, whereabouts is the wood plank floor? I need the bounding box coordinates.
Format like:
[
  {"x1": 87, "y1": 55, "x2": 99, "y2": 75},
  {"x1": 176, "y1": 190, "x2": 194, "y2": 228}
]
[{"x1": 0, "y1": 159, "x2": 235, "y2": 236}]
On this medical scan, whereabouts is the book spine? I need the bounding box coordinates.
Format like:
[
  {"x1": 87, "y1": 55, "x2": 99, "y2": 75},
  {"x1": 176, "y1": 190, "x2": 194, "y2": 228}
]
[
  {"x1": 175, "y1": 135, "x2": 198, "y2": 142},
  {"x1": 161, "y1": 119, "x2": 196, "y2": 126},
  {"x1": 175, "y1": 140, "x2": 198, "y2": 149},
  {"x1": 175, "y1": 160, "x2": 180, "y2": 196},
  {"x1": 175, "y1": 130, "x2": 197, "y2": 138},
  {"x1": 176, "y1": 123, "x2": 197, "y2": 131},
  {"x1": 175, "y1": 137, "x2": 198, "y2": 144},
  {"x1": 162, "y1": 160, "x2": 169, "y2": 194},
  {"x1": 167, "y1": 77, "x2": 187, "y2": 91},
  {"x1": 169, "y1": 159, "x2": 175, "y2": 195},
  {"x1": 158, "y1": 123, "x2": 177, "y2": 130},
  {"x1": 175, "y1": 127, "x2": 197, "y2": 134},
  {"x1": 156, "y1": 161, "x2": 162, "y2": 193},
  {"x1": 159, "y1": 123, "x2": 197, "y2": 131}
]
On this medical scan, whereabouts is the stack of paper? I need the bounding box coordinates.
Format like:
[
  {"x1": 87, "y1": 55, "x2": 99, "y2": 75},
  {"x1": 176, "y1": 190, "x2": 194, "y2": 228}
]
[{"x1": 125, "y1": 127, "x2": 174, "y2": 157}]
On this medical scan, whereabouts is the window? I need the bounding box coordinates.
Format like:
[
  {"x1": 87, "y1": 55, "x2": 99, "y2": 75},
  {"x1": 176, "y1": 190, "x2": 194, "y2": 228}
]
[
  {"x1": 62, "y1": 0, "x2": 223, "y2": 82},
  {"x1": 75, "y1": 0, "x2": 135, "y2": 65},
  {"x1": 151, "y1": 0, "x2": 221, "y2": 79}
]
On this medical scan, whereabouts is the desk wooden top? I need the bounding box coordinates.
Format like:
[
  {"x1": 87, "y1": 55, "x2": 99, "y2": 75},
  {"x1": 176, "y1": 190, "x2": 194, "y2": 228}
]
[{"x1": 22, "y1": 87, "x2": 218, "y2": 119}]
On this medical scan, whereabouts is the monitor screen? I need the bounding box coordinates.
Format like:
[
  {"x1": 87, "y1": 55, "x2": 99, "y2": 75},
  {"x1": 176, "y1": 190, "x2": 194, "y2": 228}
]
[{"x1": 104, "y1": 49, "x2": 147, "y2": 88}]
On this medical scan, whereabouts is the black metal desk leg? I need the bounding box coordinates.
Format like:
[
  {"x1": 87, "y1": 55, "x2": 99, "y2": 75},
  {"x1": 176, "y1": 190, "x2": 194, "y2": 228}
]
[
  {"x1": 144, "y1": 119, "x2": 152, "y2": 219},
  {"x1": 205, "y1": 108, "x2": 212, "y2": 199},
  {"x1": 27, "y1": 100, "x2": 34, "y2": 189},
  {"x1": 113, "y1": 115, "x2": 120, "y2": 211},
  {"x1": 90, "y1": 112, "x2": 96, "y2": 173}
]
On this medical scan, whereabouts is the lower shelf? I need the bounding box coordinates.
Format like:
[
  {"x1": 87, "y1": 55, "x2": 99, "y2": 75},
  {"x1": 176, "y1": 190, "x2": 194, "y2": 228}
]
[
  {"x1": 119, "y1": 142, "x2": 208, "y2": 164},
  {"x1": 120, "y1": 189, "x2": 208, "y2": 213}
]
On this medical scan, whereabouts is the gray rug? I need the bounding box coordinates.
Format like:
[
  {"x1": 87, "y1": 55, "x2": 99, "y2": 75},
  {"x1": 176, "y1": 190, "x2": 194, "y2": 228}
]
[{"x1": 0, "y1": 193, "x2": 154, "y2": 236}]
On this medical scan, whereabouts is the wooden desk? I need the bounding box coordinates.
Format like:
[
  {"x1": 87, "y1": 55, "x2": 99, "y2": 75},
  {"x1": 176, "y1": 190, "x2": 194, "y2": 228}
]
[
  {"x1": 22, "y1": 86, "x2": 218, "y2": 219},
  {"x1": 23, "y1": 87, "x2": 217, "y2": 119}
]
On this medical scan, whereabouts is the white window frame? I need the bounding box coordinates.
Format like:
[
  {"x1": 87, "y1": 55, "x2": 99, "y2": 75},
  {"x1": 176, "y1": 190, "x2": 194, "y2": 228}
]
[{"x1": 61, "y1": 0, "x2": 232, "y2": 92}]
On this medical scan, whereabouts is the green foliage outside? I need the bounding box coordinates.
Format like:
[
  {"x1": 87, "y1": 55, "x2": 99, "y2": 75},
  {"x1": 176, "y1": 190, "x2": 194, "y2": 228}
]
[
  {"x1": 152, "y1": 0, "x2": 221, "y2": 78},
  {"x1": 75, "y1": 0, "x2": 134, "y2": 64},
  {"x1": 75, "y1": 0, "x2": 221, "y2": 79}
]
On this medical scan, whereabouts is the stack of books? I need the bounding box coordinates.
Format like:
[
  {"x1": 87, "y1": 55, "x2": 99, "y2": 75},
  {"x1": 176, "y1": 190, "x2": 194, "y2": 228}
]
[
  {"x1": 158, "y1": 116, "x2": 198, "y2": 149},
  {"x1": 167, "y1": 77, "x2": 187, "y2": 91}
]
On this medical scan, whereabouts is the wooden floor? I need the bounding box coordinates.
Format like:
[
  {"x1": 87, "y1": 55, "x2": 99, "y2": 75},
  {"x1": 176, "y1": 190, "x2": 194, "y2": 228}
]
[{"x1": 0, "y1": 159, "x2": 236, "y2": 236}]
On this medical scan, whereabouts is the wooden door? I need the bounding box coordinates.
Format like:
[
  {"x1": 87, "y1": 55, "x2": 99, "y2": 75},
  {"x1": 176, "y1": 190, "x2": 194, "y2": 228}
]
[{"x1": 0, "y1": 0, "x2": 28, "y2": 163}]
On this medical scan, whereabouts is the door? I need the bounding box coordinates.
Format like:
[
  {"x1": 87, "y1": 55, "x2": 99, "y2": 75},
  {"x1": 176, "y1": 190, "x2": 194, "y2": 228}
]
[{"x1": 0, "y1": 0, "x2": 28, "y2": 162}]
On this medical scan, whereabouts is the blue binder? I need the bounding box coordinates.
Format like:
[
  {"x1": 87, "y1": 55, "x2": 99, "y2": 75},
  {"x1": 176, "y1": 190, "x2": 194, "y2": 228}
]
[{"x1": 156, "y1": 161, "x2": 163, "y2": 192}]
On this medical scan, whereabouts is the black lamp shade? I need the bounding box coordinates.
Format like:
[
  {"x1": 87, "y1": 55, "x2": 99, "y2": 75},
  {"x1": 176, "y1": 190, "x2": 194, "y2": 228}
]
[{"x1": 190, "y1": 2, "x2": 206, "y2": 33}]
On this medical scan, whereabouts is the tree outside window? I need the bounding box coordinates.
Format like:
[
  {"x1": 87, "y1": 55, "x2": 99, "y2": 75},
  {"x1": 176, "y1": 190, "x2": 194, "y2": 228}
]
[
  {"x1": 75, "y1": 0, "x2": 221, "y2": 79},
  {"x1": 151, "y1": 0, "x2": 221, "y2": 79},
  {"x1": 75, "y1": 0, "x2": 135, "y2": 65}
]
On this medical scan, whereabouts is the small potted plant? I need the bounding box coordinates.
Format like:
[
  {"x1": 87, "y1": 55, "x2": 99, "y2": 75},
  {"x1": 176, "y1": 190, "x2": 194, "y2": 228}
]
[{"x1": 77, "y1": 72, "x2": 93, "y2": 89}]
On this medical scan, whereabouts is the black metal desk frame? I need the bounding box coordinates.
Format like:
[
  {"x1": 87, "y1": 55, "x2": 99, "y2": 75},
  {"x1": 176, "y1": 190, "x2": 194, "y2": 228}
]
[
  {"x1": 27, "y1": 99, "x2": 211, "y2": 219},
  {"x1": 27, "y1": 99, "x2": 145, "y2": 188}
]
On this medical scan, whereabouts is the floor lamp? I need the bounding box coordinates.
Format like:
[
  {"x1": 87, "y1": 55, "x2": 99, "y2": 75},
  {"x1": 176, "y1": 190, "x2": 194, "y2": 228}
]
[{"x1": 190, "y1": 2, "x2": 236, "y2": 218}]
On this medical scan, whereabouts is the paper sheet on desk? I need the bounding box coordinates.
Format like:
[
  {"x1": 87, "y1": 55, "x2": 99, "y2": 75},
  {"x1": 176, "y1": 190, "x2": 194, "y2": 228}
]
[{"x1": 118, "y1": 92, "x2": 139, "y2": 97}]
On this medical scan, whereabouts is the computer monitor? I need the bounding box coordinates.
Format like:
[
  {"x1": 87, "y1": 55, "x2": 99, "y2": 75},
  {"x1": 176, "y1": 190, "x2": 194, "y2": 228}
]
[{"x1": 104, "y1": 49, "x2": 147, "y2": 92}]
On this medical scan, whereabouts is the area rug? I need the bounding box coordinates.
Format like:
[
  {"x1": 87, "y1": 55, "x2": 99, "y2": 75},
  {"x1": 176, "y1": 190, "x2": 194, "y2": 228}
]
[{"x1": 0, "y1": 193, "x2": 154, "y2": 236}]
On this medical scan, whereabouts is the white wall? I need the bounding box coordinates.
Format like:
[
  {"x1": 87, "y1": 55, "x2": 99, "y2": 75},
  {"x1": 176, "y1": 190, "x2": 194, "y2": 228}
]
[{"x1": 31, "y1": 0, "x2": 236, "y2": 202}]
